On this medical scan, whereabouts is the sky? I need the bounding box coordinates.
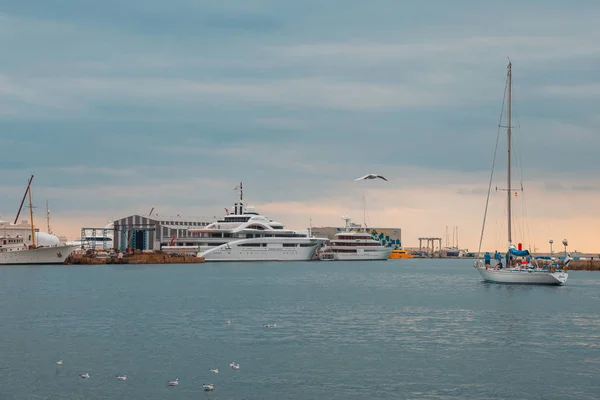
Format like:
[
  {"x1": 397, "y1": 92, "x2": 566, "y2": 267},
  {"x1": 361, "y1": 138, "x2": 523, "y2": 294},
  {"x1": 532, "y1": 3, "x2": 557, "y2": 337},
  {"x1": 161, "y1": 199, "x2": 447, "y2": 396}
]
[{"x1": 1, "y1": 0, "x2": 599, "y2": 252}]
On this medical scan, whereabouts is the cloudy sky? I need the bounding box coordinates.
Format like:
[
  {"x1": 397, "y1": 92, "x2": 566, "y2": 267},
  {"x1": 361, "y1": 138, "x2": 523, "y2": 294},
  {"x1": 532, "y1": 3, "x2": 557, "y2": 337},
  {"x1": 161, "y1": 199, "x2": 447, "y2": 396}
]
[{"x1": 1, "y1": 0, "x2": 599, "y2": 252}]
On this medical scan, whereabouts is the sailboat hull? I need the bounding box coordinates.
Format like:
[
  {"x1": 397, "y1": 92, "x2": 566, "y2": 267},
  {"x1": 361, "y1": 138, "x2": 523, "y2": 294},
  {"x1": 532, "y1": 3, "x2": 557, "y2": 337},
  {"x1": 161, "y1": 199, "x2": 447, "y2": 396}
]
[
  {"x1": 475, "y1": 266, "x2": 568, "y2": 285},
  {"x1": 0, "y1": 245, "x2": 76, "y2": 265}
]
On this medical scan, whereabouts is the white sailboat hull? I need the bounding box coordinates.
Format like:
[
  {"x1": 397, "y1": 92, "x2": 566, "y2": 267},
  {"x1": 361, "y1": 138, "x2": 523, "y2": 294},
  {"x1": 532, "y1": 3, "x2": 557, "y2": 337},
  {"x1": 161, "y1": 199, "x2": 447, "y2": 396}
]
[
  {"x1": 475, "y1": 266, "x2": 568, "y2": 285},
  {"x1": 0, "y1": 245, "x2": 76, "y2": 265}
]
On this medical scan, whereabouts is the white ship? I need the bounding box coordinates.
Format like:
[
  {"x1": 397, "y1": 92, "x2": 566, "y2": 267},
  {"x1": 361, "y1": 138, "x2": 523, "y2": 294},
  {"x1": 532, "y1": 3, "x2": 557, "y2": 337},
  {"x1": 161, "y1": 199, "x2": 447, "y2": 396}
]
[
  {"x1": 0, "y1": 235, "x2": 75, "y2": 265},
  {"x1": 165, "y1": 183, "x2": 327, "y2": 261},
  {"x1": 0, "y1": 175, "x2": 75, "y2": 265},
  {"x1": 318, "y1": 216, "x2": 392, "y2": 261},
  {"x1": 473, "y1": 61, "x2": 568, "y2": 285}
]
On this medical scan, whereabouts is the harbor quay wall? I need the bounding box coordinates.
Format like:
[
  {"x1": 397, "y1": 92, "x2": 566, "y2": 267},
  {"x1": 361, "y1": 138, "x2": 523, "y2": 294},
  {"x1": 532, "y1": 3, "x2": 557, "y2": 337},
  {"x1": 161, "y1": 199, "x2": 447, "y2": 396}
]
[
  {"x1": 567, "y1": 259, "x2": 600, "y2": 271},
  {"x1": 67, "y1": 252, "x2": 205, "y2": 265}
]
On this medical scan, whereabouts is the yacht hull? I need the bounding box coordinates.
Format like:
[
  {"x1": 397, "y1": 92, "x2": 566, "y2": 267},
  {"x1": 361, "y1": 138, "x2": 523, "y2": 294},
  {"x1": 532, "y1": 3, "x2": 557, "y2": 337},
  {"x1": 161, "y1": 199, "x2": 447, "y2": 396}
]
[
  {"x1": 200, "y1": 239, "x2": 324, "y2": 262},
  {"x1": 0, "y1": 245, "x2": 76, "y2": 265},
  {"x1": 330, "y1": 248, "x2": 392, "y2": 261},
  {"x1": 475, "y1": 266, "x2": 568, "y2": 285}
]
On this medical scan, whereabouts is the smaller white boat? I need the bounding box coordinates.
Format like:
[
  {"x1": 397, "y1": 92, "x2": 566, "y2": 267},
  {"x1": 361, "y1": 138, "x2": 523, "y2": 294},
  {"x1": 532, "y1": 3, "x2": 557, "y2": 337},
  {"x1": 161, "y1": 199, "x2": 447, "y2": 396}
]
[
  {"x1": 318, "y1": 216, "x2": 392, "y2": 261},
  {"x1": 203, "y1": 383, "x2": 214, "y2": 391},
  {"x1": 209, "y1": 368, "x2": 219, "y2": 374},
  {"x1": 230, "y1": 362, "x2": 240, "y2": 370},
  {"x1": 56, "y1": 360, "x2": 63, "y2": 365},
  {"x1": 116, "y1": 375, "x2": 127, "y2": 381},
  {"x1": 79, "y1": 373, "x2": 90, "y2": 379}
]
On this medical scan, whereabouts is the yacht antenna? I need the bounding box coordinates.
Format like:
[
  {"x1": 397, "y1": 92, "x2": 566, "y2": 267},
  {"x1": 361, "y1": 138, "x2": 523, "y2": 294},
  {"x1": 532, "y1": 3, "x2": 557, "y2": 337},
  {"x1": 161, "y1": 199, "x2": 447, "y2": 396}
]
[
  {"x1": 342, "y1": 216, "x2": 351, "y2": 232},
  {"x1": 46, "y1": 200, "x2": 52, "y2": 234},
  {"x1": 240, "y1": 181, "x2": 243, "y2": 202},
  {"x1": 14, "y1": 175, "x2": 34, "y2": 225},
  {"x1": 363, "y1": 192, "x2": 367, "y2": 228}
]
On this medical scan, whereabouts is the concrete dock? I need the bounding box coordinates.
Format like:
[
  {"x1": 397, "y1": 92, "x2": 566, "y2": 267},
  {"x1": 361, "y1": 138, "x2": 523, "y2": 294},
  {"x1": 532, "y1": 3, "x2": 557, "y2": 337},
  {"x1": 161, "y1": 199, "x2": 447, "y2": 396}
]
[
  {"x1": 67, "y1": 252, "x2": 205, "y2": 265},
  {"x1": 567, "y1": 259, "x2": 600, "y2": 271}
]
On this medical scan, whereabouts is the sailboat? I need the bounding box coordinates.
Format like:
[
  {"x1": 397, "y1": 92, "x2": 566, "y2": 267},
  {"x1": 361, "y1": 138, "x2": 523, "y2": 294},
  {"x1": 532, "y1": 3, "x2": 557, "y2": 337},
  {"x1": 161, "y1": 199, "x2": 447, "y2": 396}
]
[
  {"x1": 473, "y1": 61, "x2": 569, "y2": 285},
  {"x1": 0, "y1": 175, "x2": 76, "y2": 265}
]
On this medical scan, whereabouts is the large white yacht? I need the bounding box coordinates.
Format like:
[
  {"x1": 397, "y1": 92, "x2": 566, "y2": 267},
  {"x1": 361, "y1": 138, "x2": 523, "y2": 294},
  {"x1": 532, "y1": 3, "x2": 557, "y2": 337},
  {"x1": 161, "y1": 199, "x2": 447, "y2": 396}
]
[
  {"x1": 318, "y1": 216, "x2": 392, "y2": 261},
  {"x1": 188, "y1": 201, "x2": 326, "y2": 261},
  {"x1": 163, "y1": 184, "x2": 327, "y2": 261}
]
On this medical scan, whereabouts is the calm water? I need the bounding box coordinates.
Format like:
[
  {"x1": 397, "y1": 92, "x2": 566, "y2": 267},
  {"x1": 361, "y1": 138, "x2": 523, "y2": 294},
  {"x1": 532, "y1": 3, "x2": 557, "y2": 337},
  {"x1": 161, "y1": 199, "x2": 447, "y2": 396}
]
[{"x1": 1, "y1": 259, "x2": 599, "y2": 399}]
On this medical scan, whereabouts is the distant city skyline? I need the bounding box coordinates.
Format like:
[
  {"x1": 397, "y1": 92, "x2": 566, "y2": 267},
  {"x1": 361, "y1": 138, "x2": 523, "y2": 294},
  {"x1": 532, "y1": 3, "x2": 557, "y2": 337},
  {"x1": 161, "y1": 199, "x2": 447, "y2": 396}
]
[{"x1": 1, "y1": 1, "x2": 599, "y2": 252}]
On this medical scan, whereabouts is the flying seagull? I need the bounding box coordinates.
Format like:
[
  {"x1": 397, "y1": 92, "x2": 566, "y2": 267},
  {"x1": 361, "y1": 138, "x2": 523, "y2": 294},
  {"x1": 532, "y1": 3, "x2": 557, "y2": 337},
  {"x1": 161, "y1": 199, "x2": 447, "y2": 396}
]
[{"x1": 354, "y1": 174, "x2": 388, "y2": 182}]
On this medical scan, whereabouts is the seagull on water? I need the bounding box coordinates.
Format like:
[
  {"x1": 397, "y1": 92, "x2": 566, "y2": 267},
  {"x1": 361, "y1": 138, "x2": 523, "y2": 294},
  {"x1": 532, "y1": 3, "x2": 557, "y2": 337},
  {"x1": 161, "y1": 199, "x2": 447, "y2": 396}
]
[
  {"x1": 203, "y1": 383, "x2": 215, "y2": 391},
  {"x1": 209, "y1": 368, "x2": 219, "y2": 374},
  {"x1": 116, "y1": 375, "x2": 127, "y2": 381},
  {"x1": 167, "y1": 378, "x2": 179, "y2": 386},
  {"x1": 354, "y1": 174, "x2": 388, "y2": 182},
  {"x1": 56, "y1": 360, "x2": 63, "y2": 366},
  {"x1": 79, "y1": 373, "x2": 90, "y2": 379},
  {"x1": 225, "y1": 320, "x2": 231, "y2": 324}
]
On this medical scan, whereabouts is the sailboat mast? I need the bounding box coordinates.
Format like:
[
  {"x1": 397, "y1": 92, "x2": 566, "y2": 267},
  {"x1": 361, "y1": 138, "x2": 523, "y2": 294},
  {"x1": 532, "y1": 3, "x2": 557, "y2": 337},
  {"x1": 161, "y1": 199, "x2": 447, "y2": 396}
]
[
  {"x1": 507, "y1": 61, "x2": 512, "y2": 245},
  {"x1": 28, "y1": 185, "x2": 36, "y2": 248}
]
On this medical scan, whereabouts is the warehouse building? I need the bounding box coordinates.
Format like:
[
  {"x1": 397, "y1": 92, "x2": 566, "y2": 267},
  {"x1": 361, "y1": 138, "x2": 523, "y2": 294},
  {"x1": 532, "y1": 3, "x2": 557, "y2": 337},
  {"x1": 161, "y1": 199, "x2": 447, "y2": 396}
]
[{"x1": 113, "y1": 214, "x2": 213, "y2": 251}]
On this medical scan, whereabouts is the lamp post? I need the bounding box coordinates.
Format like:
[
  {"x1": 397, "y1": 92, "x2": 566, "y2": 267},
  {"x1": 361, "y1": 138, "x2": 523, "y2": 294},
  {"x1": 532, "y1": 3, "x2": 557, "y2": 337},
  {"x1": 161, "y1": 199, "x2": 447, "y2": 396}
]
[
  {"x1": 549, "y1": 239, "x2": 553, "y2": 257},
  {"x1": 562, "y1": 239, "x2": 568, "y2": 258}
]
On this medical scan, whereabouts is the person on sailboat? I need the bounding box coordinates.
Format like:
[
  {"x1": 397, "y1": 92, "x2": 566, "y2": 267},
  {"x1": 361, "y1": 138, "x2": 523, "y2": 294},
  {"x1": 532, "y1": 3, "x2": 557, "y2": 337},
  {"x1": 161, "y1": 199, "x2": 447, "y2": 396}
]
[
  {"x1": 484, "y1": 252, "x2": 491, "y2": 268},
  {"x1": 493, "y1": 251, "x2": 501, "y2": 267}
]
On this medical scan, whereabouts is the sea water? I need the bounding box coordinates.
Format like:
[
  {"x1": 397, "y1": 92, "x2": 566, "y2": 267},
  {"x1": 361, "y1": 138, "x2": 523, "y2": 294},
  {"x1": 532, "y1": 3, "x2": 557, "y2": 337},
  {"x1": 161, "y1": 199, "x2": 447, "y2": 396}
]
[{"x1": 0, "y1": 259, "x2": 598, "y2": 399}]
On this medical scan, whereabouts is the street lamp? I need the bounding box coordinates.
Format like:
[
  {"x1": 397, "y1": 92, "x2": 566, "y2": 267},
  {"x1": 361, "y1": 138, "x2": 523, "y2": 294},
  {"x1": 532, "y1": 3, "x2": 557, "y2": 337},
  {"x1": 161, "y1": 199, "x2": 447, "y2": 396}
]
[
  {"x1": 562, "y1": 239, "x2": 568, "y2": 258},
  {"x1": 549, "y1": 239, "x2": 553, "y2": 256}
]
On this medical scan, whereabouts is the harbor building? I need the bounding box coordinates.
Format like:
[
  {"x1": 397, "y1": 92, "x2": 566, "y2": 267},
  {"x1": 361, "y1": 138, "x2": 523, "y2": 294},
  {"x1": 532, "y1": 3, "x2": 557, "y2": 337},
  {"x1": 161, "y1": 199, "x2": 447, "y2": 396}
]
[
  {"x1": 310, "y1": 224, "x2": 402, "y2": 249},
  {"x1": 113, "y1": 214, "x2": 213, "y2": 251}
]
